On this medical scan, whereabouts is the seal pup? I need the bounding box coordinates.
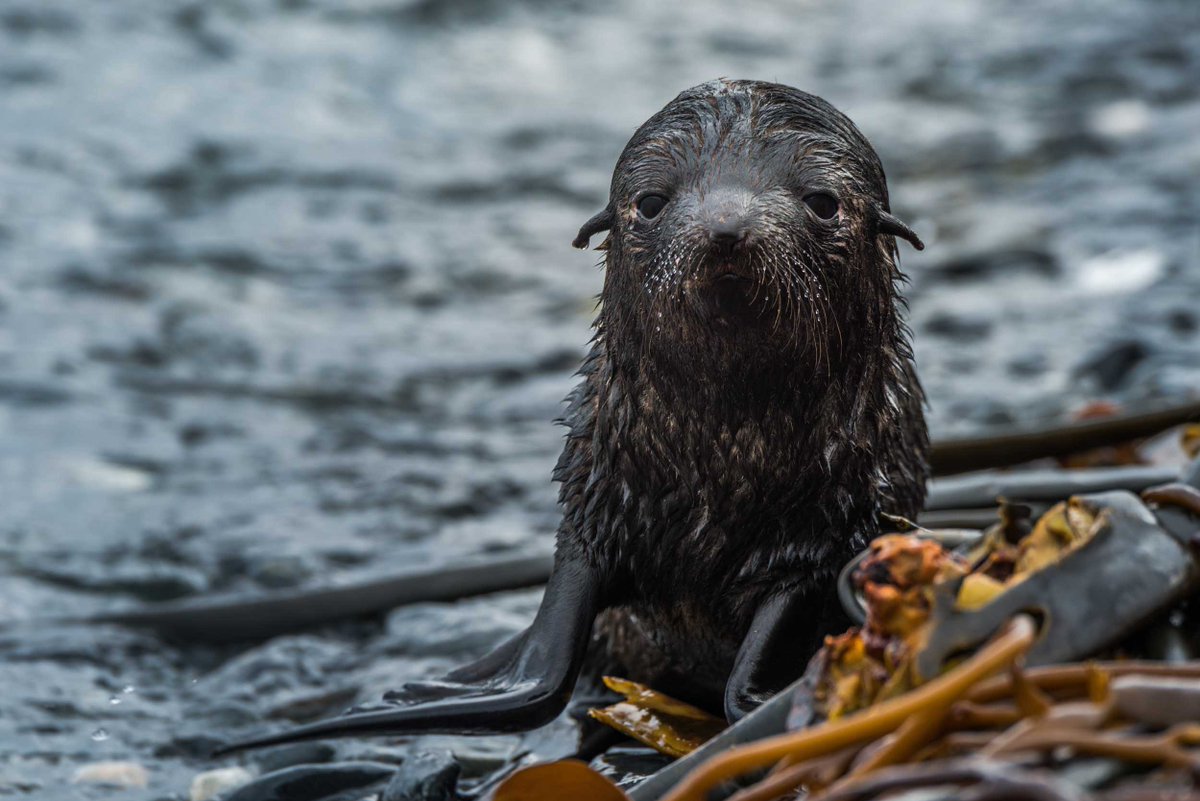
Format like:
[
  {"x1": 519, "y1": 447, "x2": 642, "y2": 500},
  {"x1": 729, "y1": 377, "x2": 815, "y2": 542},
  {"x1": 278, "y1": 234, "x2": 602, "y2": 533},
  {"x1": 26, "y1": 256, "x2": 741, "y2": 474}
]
[{"x1": 217, "y1": 78, "x2": 929, "y2": 754}]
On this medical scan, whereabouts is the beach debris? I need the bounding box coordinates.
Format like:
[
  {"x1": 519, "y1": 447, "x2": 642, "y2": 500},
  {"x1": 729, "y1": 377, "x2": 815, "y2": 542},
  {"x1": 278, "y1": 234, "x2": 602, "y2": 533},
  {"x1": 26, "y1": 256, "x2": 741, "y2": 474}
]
[
  {"x1": 190, "y1": 765, "x2": 255, "y2": 801},
  {"x1": 71, "y1": 760, "x2": 149, "y2": 788}
]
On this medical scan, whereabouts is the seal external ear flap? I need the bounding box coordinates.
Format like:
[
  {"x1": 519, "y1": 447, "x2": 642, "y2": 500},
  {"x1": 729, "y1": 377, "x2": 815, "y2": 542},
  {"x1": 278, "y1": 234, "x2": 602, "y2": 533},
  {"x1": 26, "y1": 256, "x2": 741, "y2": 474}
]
[
  {"x1": 573, "y1": 208, "x2": 614, "y2": 250},
  {"x1": 878, "y1": 209, "x2": 926, "y2": 251}
]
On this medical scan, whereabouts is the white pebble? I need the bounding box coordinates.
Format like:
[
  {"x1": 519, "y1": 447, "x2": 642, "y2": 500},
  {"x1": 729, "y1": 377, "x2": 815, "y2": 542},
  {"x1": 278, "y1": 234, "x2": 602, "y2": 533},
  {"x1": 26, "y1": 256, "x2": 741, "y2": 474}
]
[
  {"x1": 71, "y1": 761, "x2": 149, "y2": 788},
  {"x1": 190, "y1": 766, "x2": 255, "y2": 801}
]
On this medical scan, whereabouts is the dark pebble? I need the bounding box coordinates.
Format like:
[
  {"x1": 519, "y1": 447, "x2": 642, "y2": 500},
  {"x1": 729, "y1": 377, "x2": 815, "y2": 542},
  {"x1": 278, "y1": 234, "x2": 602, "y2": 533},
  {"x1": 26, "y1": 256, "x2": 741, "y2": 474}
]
[
  {"x1": 223, "y1": 762, "x2": 396, "y2": 801},
  {"x1": 1007, "y1": 351, "x2": 1049, "y2": 377},
  {"x1": 922, "y1": 311, "x2": 992, "y2": 341},
  {"x1": 1167, "y1": 308, "x2": 1197, "y2": 335},
  {"x1": 1074, "y1": 339, "x2": 1153, "y2": 390},
  {"x1": 380, "y1": 750, "x2": 461, "y2": 801}
]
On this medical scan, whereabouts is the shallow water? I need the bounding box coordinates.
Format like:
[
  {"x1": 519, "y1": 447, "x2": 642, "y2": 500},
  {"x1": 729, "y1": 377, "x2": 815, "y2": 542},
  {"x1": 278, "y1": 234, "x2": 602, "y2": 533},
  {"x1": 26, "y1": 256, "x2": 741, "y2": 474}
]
[{"x1": 0, "y1": 0, "x2": 1197, "y2": 797}]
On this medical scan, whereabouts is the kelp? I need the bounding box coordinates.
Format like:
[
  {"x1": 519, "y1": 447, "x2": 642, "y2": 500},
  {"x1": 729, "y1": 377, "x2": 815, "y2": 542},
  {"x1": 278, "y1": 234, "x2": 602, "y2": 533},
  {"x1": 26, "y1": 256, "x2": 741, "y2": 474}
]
[
  {"x1": 496, "y1": 654, "x2": 1200, "y2": 801},
  {"x1": 815, "y1": 536, "x2": 969, "y2": 720},
  {"x1": 491, "y1": 759, "x2": 627, "y2": 801},
  {"x1": 929, "y1": 398, "x2": 1200, "y2": 475},
  {"x1": 79, "y1": 553, "x2": 554, "y2": 643},
  {"x1": 588, "y1": 678, "x2": 726, "y2": 758},
  {"x1": 810, "y1": 498, "x2": 1108, "y2": 722},
  {"x1": 491, "y1": 616, "x2": 1039, "y2": 801}
]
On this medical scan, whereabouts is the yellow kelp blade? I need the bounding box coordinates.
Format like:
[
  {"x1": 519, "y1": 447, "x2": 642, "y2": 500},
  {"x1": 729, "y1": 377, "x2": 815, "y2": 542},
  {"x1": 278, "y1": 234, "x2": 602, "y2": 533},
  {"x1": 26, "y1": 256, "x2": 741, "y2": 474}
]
[{"x1": 589, "y1": 677, "x2": 727, "y2": 758}]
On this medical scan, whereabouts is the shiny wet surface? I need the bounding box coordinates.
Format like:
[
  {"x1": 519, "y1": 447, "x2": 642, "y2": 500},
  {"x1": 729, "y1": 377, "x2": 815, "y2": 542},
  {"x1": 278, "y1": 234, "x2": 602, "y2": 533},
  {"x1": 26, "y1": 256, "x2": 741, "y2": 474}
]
[{"x1": 0, "y1": 0, "x2": 1198, "y2": 797}]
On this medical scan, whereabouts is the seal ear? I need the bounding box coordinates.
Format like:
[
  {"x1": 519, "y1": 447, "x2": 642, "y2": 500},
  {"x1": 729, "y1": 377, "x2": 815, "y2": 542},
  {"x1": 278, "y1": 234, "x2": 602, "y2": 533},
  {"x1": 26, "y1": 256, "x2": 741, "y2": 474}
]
[
  {"x1": 573, "y1": 208, "x2": 614, "y2": 250},
  {"x1": 877, "y1": 208, "x2": 925, "y2": 251}
]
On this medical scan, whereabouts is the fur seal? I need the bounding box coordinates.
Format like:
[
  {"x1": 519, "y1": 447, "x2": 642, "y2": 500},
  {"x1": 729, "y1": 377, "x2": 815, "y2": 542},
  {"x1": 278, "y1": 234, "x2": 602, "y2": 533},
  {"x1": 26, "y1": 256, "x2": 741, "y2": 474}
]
[{"x1": 217, "y1": 78, "x2": 929, "y2": 754}]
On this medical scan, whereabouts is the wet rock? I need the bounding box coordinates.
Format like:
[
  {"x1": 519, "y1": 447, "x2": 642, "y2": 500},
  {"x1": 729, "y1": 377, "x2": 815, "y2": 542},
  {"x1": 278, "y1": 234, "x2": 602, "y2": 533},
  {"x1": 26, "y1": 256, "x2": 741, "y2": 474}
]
[
  {"x1": 71, "y1": 761, "x2": 149, "y2": 788},
  {"x1": 380, "y1": 750, "x2": 460, "y2": 801},
  {"x1": 155, "y1": 732, "x2": 228, "y2": 760},
  {"x1": 949, "y1": 399, "x2": 1019, "y2": 428},
  {"x1": 157, "y1": 302, "x2": 260, "y2": 370},
  {"x1": 256, "y1": 742, "x2": 337, "y2": 774},
  {"x1": 223, "y1": 762, "x2": 395, "y2": 801},
  {"x1": 19, "y1": 557, "x2": 209, "y2": 602},
  {"x1": 59, "y1": 265, "x2": 152, "y2": 301},
  {"x1": 0, "y1": 7, "x2": 78, "y2": 38},
  {"x1": 203, "y1": 703, "x2": 266, "y2": 730},
  {"x1": 1075, "y1": 339, "x2": 1153, "y2": 390},
  {"x1": 191, "y1": 766, "x2": 255, "y2": 801},
  {"x1": 248, "y1": 554, "x2": 316, "y2": 590},
  {"x1": 922, "y1": 312, "x2": 992, "y2": 341},
  {"x1": 440, "y1": 739, "x2": 522, "y2": 779},
  {"x1": 1167, "y1": 308, "x2": 1197, "y2": 335},
  {"x1": 924, "y1": 248, "x2": 1058, "y2": 283},
  {"x1": 1007, "y1": 351, "x2": 1049, "y2": 378},
  {"x1": 591, "y1": 745, "x2": 673, "y2": 790}
]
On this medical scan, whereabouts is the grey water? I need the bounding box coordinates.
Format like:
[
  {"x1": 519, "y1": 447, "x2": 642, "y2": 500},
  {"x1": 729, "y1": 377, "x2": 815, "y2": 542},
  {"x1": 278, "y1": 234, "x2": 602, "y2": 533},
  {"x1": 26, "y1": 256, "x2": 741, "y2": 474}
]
[{"x1": 0, "y1": 0, "x2": 1197, "y2": 797}]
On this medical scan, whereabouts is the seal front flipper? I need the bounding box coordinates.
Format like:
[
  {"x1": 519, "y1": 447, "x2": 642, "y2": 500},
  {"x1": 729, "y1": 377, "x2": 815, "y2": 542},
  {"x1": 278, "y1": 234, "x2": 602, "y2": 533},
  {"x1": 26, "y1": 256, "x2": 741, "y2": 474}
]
[
  {"x1": 724, "y1": 586, "x2": 844, "y2": 722},
  {"x1": 212, "y1": 557, "x2": 600, "y2": 756},
  {"x1": 395, "y1": 630, "x2": 527, "y2": 699}
]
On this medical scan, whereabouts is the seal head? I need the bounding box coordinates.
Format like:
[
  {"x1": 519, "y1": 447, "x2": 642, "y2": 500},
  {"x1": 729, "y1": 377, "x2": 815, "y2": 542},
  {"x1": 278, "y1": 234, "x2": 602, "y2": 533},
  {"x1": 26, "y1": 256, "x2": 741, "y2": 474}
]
[{"x1": 576, "y1": 79, "x2": 924, "y2": 395}]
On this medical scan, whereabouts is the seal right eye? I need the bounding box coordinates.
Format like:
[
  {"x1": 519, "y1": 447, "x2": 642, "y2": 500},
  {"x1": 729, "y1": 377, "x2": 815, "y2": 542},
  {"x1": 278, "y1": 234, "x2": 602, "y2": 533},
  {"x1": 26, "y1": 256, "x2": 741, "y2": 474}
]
[{"x1": 636, "y1": 194, "x2": 669, "y2": 220}]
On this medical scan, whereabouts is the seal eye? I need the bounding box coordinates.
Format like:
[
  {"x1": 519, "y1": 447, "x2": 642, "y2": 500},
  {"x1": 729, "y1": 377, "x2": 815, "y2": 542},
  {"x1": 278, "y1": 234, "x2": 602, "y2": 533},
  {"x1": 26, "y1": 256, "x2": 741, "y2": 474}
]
[
  {"x1": 636, "y1": 194, "x2": 669, "y2": 220},
  {"x1": 803, "y1": 192, "x2": 839, "y2": 220}
]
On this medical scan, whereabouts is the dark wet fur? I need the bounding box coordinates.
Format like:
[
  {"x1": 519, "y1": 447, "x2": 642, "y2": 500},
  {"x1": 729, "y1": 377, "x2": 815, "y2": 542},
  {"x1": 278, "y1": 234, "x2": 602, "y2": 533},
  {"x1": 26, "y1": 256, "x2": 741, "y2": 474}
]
[
  {"x1": 215, "y1": 79, "x2": 929, "y2": 753},
  {"x1": 558, "y1": 79, "x2": 929, "y2": 704}
]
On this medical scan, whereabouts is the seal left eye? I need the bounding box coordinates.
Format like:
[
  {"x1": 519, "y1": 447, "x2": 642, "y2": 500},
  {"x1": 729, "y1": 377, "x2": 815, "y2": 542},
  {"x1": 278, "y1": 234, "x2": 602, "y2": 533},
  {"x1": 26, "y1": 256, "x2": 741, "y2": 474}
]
[
  {"x1": 803, "y1": 192, "x2": 839, "y2": 220},
  {"x1": 637, "y1": 194, "x2": 669, "y2": 220}
]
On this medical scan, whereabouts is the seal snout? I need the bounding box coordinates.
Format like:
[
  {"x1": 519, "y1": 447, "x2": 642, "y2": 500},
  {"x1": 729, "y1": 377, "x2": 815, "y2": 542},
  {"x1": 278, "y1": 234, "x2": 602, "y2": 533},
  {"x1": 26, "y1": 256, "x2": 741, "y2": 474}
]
[
  {"x1": 688, "y1": 188, "x2": 768, "y2": 323},
  {"x1": 707, "y1": 218, "x2": 749, "y2": 254},
  {"x1": 698, "y1": 187, "x2": 757, "y2": 257}
]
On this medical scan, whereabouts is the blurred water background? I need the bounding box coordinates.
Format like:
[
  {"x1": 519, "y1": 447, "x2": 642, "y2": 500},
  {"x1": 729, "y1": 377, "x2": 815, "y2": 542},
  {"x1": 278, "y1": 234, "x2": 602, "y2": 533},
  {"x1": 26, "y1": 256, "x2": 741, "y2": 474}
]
[{"x1": 0, "y1": 0, "x2": 1197, "y2": 797}]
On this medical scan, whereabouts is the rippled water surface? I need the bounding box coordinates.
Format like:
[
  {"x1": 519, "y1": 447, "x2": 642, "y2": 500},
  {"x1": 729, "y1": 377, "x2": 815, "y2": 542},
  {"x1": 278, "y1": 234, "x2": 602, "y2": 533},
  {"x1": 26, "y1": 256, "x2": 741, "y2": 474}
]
[{"x1": 1, "y1": 0, "x2": 1198, "y2": 797}]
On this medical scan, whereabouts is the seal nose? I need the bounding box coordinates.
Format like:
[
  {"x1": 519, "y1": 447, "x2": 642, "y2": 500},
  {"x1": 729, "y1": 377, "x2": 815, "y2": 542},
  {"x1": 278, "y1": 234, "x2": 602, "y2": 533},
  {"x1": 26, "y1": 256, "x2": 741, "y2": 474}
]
[
  {"x1": 708, "y1": 220, "x2": 747, "y2": 250},
  {"x1": 700, "y1": 188, "x2": 754, "y2": 254}
]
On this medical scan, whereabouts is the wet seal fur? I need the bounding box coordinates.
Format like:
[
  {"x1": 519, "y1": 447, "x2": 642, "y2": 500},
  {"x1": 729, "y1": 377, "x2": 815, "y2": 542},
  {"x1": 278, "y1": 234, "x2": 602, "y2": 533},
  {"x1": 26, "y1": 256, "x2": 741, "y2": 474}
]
[{"x1": 217, "y1": 78, "x2": 930, "y2": 755}]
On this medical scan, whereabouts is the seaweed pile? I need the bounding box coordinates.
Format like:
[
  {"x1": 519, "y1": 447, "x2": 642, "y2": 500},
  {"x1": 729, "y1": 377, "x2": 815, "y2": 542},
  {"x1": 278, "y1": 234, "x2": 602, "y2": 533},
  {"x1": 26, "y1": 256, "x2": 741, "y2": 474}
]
[{"x1": 489, "y1": 413, "x2": 1200, "y2": 800}]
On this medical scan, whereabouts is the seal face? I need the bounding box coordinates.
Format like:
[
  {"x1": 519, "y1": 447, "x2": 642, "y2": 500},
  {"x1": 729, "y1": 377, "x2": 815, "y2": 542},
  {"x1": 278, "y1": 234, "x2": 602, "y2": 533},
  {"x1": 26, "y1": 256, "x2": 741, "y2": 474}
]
[
  {"x1": 563, "y1": 79, "x2": 929, "y2": 702},
  {"x1": 217, "y1": 79, "x2": 930, "y2": 755},
  {"x1": 595, "y1": 79, "x2": 914, "y2": 386}
]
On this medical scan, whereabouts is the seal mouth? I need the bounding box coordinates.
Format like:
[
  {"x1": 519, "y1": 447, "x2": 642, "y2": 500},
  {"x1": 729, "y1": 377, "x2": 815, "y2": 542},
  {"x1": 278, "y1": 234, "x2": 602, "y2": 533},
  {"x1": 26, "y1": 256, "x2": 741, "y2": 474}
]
[{"x1": 706, "y1": 271, "x2": 762, "y2": 322}]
